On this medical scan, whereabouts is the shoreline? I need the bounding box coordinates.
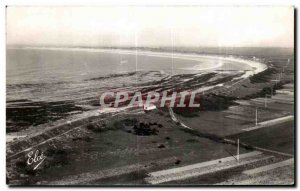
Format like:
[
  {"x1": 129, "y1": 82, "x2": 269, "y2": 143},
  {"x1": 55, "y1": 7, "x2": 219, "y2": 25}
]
[
  {"x1": 9, "y1": 46, "x2": 267, "y2": 77},
  {"x1": 6, "y1": 47, "x2": 269, "y2": 138}
]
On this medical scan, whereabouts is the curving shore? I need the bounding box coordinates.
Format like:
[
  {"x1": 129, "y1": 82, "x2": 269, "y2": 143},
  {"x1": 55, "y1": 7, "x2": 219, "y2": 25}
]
[{"x1": 12, "y1": 46, "x2": 267, "y2": 76}]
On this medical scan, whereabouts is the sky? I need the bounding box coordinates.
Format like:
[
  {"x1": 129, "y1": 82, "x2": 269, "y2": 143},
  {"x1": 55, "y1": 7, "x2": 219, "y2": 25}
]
[{"x1": 6, "y1": 6, "x2": 294, "y2": 47}]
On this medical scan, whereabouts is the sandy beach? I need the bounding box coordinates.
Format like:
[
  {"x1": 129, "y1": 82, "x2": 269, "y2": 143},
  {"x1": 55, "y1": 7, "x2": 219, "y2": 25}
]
[{"x1": 13, "y1": 46, "x2": 267, "y2": 76}]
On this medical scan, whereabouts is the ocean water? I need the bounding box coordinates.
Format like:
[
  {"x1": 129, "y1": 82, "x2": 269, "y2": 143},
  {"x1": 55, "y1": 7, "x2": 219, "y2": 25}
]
[
  {"x1": 7, "y1": 48, "x2": 203, "y2": 84},
  {"x1": 6, "y1": 48, "x2": 250, "y2": 132},
  {"x1": 6, "y1": 48, "x2": 232, "y2": 101}
]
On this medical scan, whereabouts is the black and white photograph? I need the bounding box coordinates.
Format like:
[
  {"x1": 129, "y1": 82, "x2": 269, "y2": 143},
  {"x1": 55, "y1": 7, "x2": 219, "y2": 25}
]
[{"x1": 5, "y1": 5, "x2": 295, "y2": 186}]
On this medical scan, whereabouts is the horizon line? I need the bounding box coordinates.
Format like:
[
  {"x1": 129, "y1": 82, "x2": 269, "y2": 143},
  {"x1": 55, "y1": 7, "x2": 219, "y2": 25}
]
[{"x1": 6, "y1": 44, "x2": 294, "y2": 49}]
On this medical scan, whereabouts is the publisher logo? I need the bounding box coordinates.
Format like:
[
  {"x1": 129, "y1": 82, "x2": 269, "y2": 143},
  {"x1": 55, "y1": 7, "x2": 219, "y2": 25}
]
[{"x1": 26, "y1": 150, "x2": 47, "y2": 170}]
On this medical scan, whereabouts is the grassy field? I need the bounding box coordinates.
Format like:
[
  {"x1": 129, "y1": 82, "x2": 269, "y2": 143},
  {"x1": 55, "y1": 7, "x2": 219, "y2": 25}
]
[{"x1": 6, "y1": 48, "x2": 295, "y2": 185}]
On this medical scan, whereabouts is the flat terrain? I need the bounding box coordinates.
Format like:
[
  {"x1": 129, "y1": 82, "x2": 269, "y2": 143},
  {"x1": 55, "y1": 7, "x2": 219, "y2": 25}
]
[{"x1": 6, "y1": 48, "x2": 294, "y2": 185}]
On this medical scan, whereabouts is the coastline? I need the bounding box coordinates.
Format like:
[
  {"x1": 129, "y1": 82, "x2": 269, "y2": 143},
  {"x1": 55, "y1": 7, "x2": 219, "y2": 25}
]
[
  {"x1": 9, "y1": 46, "x2": 267, "y2": 76},
  {"x1": 6, "y1": 47, "x2": 269, "y2": 138}
]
